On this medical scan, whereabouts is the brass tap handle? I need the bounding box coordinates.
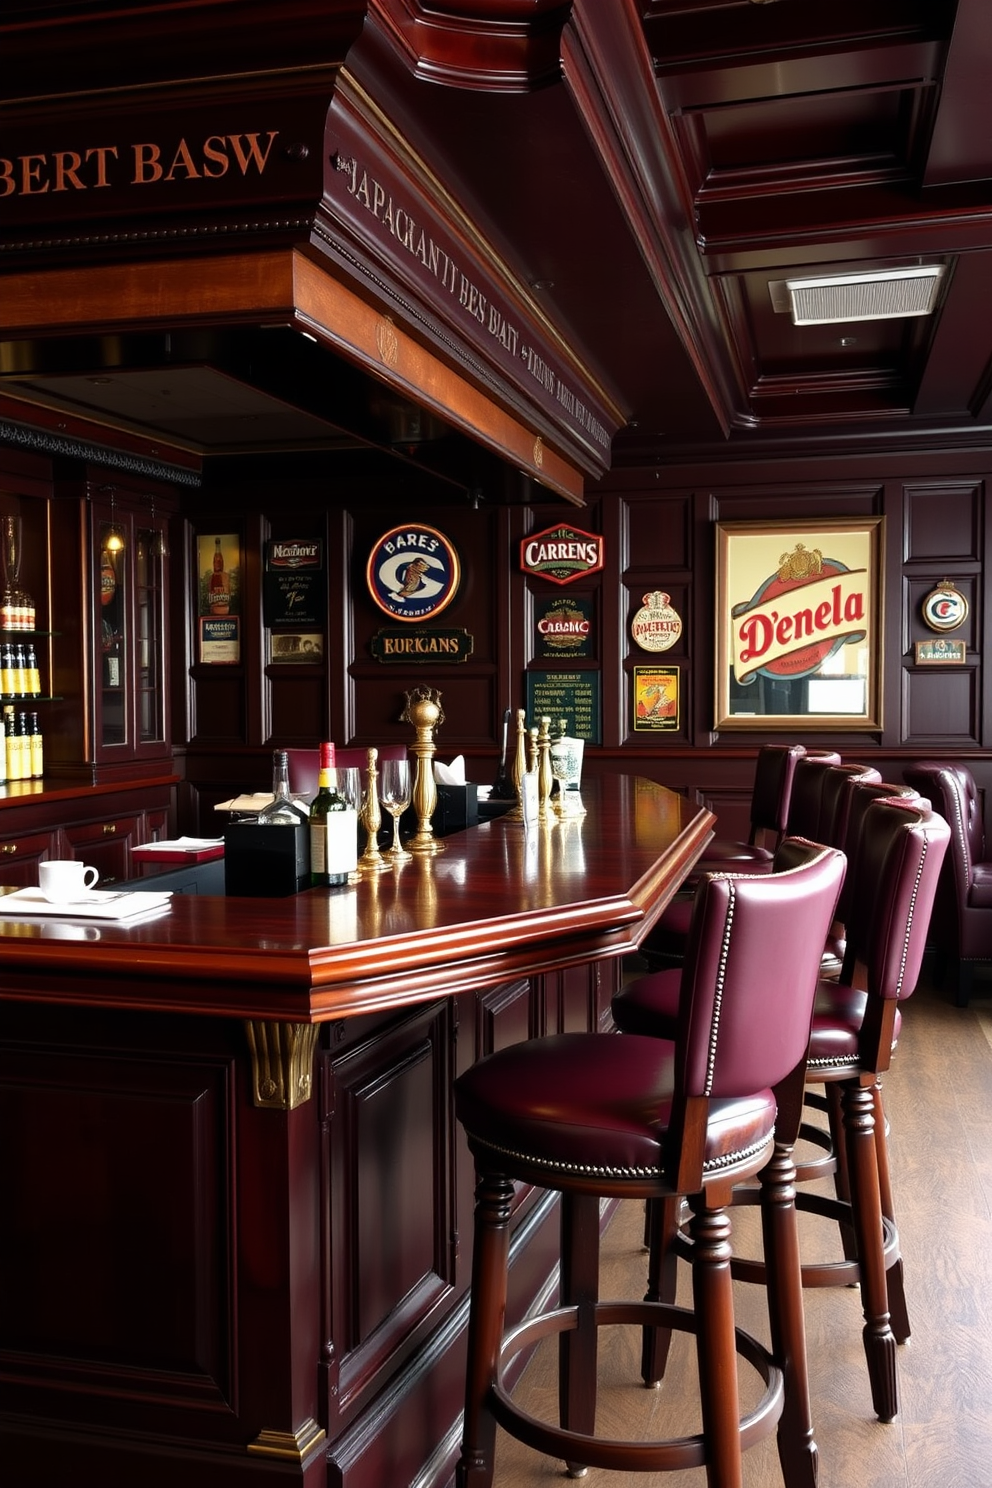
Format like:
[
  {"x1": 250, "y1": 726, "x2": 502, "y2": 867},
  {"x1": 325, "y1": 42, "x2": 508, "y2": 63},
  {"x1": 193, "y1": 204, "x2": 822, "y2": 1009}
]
[
  {"x1": 401, "y1": 686, "x2": 446, "y2": 855},
  {"x1": 537, "y1": 715, "x2": 555, "y2": 825},
  {"x1": 505, "y1": 707, "x2": 528, "y2": 822},
  {"x1": 358, "y1": 747, "x2": 388, "y2": 872}
]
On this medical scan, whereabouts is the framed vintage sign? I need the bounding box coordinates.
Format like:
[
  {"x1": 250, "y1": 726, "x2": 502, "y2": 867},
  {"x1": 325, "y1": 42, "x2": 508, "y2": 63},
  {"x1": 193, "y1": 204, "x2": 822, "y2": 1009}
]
[
  {"x1": 197, "y1": 532, "x2": 241, "y2": 664},
  {"x1": 715, "y1": 517, "x2": 884, "y2": 730}
]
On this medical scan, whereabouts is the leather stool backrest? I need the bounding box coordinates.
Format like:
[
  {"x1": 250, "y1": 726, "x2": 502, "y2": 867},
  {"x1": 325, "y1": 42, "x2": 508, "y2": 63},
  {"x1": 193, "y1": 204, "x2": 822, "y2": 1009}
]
[
  {"x1": 786, "y1": 752, "x2": 842, "y2": 840},
  {"x1": 676, "y1": 838, "x2": 845, "y2": 1100},
  {"x1": 843, "y1": 795, "x2": 950, "y2": 1004},
  {"x1": 820, "y1": 762, "x2": 883, "y2": 849},
  {"x1": 749, "y1": 742, "x2": 806, "y2": 837},
  {"x1": 836, "y1": 779, "x2": 919, "y2": 926}
]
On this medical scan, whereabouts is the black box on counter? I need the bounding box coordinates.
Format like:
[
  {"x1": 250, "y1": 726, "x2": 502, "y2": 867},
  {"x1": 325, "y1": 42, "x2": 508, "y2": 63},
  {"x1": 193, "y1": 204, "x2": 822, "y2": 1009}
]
[
  {"x1": 399, "y1": 782, "x2": 478, "y2": 840},
  {"x1": 224, "y1": 819, "x2": 310, "y2": 896}
]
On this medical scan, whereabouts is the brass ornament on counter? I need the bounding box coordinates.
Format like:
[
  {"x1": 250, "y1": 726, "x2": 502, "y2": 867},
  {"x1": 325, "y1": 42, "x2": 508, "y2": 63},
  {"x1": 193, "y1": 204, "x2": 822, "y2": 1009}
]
[
  {"x1": 537, "y1": 714, "x2": 556, "y2": 826},
  {"x1": 358, "y1": 746, "x2": 390, "y2": 873},
  {"x1": 504, "y1": 707, "x2": 529, "y2": 822},
  {"x1": 401, "y1": 685, "x2": 446, "y2": 854}
]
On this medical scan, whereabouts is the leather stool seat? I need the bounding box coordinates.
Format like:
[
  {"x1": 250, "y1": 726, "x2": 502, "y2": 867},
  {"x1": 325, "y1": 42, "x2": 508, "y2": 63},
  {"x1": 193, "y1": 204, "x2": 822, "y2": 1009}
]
[{"x1": 456, "y1": 1032, "x2": 778, "y2": 1180}]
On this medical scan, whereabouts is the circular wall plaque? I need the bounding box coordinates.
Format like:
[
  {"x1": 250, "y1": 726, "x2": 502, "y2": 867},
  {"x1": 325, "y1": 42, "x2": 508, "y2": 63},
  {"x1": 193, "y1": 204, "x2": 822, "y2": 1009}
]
[
  {"x1": 366, "y1": 524, "x2": 461, "y2": 623},
  {"x1": 922, "y1": 581, "x2": 969, "y2": 633},
  {"x1": 631, "y1": 591, "x2": 682, "y2": 652}
]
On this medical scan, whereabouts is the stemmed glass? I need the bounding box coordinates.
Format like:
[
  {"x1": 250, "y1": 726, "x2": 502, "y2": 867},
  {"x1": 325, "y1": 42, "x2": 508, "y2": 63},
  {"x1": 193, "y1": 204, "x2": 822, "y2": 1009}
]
[{"x1": 379, "y1": 758, "x2": 412, "y2": 861}]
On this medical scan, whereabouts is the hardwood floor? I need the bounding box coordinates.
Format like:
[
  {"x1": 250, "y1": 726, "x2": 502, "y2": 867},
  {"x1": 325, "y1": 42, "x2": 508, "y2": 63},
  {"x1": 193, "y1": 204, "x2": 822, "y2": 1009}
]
[{"x1": 485, "y1": 963, "x2": 992, "y2": 1488}]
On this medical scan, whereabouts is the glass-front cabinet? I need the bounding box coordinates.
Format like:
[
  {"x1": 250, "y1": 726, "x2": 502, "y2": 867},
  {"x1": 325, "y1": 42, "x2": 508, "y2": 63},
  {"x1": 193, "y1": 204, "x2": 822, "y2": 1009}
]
[{"x1": 92, "y1": 487, "x2": 171, "y2": 766}]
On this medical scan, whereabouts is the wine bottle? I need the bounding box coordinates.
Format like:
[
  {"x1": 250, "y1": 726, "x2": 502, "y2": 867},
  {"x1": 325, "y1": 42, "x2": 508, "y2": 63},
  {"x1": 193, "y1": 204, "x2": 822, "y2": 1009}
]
[
  {"x1": 490, "y1": 707, "x2": 517, "y2": 800},
  {"x1": 309, "y1": 742, "x2": 357, "y2": 887}
]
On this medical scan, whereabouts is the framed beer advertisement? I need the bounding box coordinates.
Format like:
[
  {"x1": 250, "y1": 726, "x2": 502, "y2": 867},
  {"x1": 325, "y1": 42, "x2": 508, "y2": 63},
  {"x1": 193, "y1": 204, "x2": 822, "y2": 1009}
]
[
  {"x1": 715, "y1": 517, "x2": 884, "y2": 730},
  {"x1": 197, "y1": 532, "x2": 241, "y2": 664}
]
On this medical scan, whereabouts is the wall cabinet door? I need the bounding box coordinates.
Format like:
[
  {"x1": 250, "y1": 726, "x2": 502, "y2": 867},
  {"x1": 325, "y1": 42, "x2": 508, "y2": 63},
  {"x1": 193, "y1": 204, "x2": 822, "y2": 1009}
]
[{"x1": 93, "y1": 492, "x2": 171, "y2": 766}]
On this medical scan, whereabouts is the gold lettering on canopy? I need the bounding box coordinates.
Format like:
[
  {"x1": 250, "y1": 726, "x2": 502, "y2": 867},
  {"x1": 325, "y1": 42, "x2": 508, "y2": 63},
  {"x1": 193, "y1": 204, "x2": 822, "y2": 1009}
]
[{"x1": 0, "y1": 133, "x2": 279, "y2": 197}]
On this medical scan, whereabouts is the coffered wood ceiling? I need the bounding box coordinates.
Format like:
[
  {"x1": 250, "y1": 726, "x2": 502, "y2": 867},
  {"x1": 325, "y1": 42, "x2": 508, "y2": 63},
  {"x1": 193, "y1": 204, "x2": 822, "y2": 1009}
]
[{"x1": 2, "y1": 0, "x2": 991, "y2": 478}]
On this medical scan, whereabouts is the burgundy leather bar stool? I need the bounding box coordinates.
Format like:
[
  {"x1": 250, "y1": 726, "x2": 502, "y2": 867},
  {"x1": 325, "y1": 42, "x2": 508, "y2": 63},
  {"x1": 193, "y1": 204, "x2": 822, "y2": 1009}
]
[
  {"x1": 638, "y1": 743, "x2": 805, "y2": 968},
  {"x1": 813, "y1": 764, "x2": 882, "y2": 975},
  {"x1": 454, "y1": 839, "x2": 844, "y2": 1488},
  {"x1": 614, "y1": 795, "x2": 949, "y2": 1425},
  {"x1": 690, "y1": 742, "x2": 806, "y2": 875},
  {"x1": 903, "y1": 760, "x2": 992, "y2": 1006}
]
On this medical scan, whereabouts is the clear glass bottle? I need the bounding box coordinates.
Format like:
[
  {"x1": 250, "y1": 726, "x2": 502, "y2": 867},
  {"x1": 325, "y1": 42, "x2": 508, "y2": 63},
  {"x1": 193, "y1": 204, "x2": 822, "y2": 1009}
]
[
  {"x1": 309, "y1": 741, "x2": 357, "y2": 887},
  {"x1": 257, "y1": 749, "x2": 305, "y2": 826}
]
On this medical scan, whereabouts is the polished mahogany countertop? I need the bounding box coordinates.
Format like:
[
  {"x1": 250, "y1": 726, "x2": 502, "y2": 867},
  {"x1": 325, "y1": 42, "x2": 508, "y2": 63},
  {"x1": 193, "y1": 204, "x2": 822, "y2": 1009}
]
[{"x1": 0, "y1": 776, "x2": 712, "y2": 1023}]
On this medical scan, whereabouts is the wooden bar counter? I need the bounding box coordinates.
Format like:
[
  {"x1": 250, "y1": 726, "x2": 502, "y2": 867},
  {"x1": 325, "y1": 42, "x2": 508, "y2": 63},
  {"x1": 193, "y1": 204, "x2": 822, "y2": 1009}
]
[{"x1": 0, "y1": 776, "x2": 712, "y2": 1488}]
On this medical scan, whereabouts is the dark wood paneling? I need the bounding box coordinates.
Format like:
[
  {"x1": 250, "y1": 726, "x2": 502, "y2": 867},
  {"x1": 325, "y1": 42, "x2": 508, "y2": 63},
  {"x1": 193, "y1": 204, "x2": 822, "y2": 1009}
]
[
  {"x1": 320, "y1": 1002, "x2": 455, "y2": 1432},
  {"x1": 624, "y1": 494, "x2": 691, "y2": 573},
  {"x1": 0, "y1": 1040, "x2": 234, "y2": 1409},
  {"x1": 904, "y1": 481, "x2": 983, "y2": 561},
  {"x1": 903, "y1": 666, "x2": 979, "y2": 743}
]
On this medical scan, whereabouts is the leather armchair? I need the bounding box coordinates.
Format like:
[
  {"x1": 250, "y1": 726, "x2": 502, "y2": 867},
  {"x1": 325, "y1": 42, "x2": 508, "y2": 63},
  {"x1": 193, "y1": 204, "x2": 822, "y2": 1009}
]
[{"x1": 903, "y1": 760, "x2": 992, "y2": 1005}]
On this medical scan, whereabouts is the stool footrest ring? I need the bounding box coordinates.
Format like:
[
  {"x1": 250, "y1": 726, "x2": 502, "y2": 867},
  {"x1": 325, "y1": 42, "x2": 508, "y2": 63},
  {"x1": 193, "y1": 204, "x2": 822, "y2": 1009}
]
[{"x1": 490, "y1": 1299, "x2": 783, "y2": 1475}]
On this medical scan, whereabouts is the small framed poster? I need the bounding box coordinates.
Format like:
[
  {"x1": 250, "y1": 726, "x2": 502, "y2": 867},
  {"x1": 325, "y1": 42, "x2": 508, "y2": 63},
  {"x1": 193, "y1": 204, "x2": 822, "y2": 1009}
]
[
  {"x1": 269, "y1": 632, "x2": 325, "y2": 663},
  {"x1": 197, "y1": 532, "x2": 241, "y2": 663},
  {"x1": 263, "y1": 538, "x2": 325, "y2": 628},
  {"x1": 633, "y1": 665, "x2": 680, "y2": 731}
]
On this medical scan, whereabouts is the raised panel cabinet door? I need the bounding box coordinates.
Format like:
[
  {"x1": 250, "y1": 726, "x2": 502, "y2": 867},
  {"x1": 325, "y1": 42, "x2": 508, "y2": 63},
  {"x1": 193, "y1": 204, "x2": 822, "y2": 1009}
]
[
  {"x1": 61, "y1": 814, "x2": 142, "y2": 885},
  {"x1": 0, "y1": 828, "x2": 58, "y2": 887}
]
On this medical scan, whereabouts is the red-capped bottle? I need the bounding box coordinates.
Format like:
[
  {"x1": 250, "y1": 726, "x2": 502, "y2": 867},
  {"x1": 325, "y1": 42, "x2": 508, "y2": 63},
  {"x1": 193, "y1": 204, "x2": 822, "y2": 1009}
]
[{"x1": 309, "y1": 741, "x2": 356, "y2": 887}]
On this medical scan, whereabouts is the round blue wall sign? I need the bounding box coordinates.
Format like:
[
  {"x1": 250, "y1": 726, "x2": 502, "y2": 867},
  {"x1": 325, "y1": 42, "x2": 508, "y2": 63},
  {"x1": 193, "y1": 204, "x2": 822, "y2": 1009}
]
[{"x1": 366, "y1": 524, "x2": 461, "y2": 622}]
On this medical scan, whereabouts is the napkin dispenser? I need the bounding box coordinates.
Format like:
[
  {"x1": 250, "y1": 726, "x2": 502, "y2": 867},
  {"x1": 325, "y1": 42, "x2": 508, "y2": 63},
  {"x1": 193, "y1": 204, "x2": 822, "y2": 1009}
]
[{"x1": 224, "y1": 818, "x2": 310, "y2": 896}]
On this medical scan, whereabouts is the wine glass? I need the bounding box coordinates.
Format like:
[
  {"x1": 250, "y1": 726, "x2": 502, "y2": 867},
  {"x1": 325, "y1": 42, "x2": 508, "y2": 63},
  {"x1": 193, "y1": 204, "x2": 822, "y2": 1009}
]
[{"x1": 379, "y1": 758, "x2": 412, "y2": 860}]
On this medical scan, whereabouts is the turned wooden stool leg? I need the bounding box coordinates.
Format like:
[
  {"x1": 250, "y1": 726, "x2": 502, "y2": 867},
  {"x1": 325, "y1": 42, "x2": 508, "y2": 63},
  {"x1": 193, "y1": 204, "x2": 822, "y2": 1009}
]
[
  {"x1": 760, "y1": 1141, "x2": 818, "y2": 1488},
  {"x1": 457, "y1": 1170, "x2": 514, "y2": 1488},
  {"x1": 872, "y1": 1079, "x2": 910, "y2": 1343},
  {"x1": 689, "y1": 1196, "x2": 745, "y2": 1488},
  {"x1": 559, "y1": 1193, "x2": 601, "y2": 1477},
  {"x1": 843, "y1": 1079, "x2": 898, "y2": 1422},
  {"x1": 641, "y1": 1193, "x2": 682, "y2": 1386}
]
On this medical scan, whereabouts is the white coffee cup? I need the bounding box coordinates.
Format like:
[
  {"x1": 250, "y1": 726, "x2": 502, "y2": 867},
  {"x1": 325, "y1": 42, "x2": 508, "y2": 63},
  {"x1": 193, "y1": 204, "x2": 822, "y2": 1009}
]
[{"x1": 38, "y1": 860, "x2": 100, "y2": 902}]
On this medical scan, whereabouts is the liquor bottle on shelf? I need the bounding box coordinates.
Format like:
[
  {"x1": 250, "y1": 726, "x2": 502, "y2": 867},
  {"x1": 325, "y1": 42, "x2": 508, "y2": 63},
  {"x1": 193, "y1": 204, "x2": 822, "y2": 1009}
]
[
  {"x1": 16, "y1": 712, "x2": 30, "y2": 781},
  {"x1": 26, "y1": 643, "x2": 40, "y2": 698},
  {"x1": 4, "y1": 706, "x2": 20, "y2": 782},
  {"x1": 309, "y1": 741, "x2": 357, "y2": 888},
  {"x1": 13, "y1": 644, "x2": 27, "y2": 698},
  {"x1": 257, "y1": 750, "x2": 306, "y2": 826},
  {"x1": 29, "y1": 712, "x2": 43, "y2": 779},
  {"x1": 0, "y1": 642, "x2": 13, "y2": 697}
]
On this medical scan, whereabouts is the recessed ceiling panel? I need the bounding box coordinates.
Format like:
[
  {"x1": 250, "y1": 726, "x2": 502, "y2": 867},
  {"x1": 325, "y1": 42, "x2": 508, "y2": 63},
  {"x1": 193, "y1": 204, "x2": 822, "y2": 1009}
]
[{"x1": 3, "y1": 367, "x2": 360, "y2": 453}]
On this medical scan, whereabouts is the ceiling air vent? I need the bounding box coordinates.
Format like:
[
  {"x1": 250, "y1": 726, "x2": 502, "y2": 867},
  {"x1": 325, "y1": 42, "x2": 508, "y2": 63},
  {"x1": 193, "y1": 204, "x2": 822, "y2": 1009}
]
[{"x1": 780, "y1": 266, "x2": 945, "y2": 325}]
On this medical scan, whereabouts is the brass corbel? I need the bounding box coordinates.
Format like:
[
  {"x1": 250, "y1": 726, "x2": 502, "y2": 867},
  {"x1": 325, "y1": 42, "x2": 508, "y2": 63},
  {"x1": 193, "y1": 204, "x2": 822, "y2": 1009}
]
[{"x1": 244, "y1": 1020, "x2": 320, "y2": 1110}]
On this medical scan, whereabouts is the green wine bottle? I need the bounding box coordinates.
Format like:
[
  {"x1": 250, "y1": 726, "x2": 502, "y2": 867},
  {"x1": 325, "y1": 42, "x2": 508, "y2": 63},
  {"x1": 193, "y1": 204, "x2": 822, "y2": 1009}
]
[{"x1": 309, "y1": 742, "x2": 357, "y2": 887}]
